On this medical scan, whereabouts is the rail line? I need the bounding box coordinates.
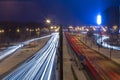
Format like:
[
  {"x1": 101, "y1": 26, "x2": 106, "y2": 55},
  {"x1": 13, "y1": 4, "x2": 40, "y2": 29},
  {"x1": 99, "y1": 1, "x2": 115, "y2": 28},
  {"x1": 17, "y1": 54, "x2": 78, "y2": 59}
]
[{"x1": 66, "y1": 32, "x2": 120, "y2": 80}]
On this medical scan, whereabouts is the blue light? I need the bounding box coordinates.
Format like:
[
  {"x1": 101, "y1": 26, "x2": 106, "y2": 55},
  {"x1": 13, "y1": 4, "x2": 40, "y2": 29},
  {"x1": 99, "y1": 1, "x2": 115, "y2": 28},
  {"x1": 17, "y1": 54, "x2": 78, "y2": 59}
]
[{"x1": 97, "y1": 14, "x2": 101, "y2": 25}]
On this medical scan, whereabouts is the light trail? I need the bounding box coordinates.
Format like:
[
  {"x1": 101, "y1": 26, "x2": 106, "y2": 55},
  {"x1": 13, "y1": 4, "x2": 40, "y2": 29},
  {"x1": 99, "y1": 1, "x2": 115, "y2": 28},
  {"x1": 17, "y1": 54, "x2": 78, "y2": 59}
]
[{"x1": 3, "y1": 33, "x2": 59, "y2": 80}]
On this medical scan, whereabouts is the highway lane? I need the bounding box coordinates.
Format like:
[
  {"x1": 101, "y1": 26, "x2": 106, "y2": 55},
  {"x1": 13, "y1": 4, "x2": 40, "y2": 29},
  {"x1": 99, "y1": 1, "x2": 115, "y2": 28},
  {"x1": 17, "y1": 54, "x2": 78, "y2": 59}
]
[
  {"x1": 0, "y1": 35, "x2": 51, "y2": 61},
  {"x1": 66, "y1": 33, "x2": 120, "y2": 80},
  {"x1": 3, "y1": 33, "x2": 59, "y2": 80}
]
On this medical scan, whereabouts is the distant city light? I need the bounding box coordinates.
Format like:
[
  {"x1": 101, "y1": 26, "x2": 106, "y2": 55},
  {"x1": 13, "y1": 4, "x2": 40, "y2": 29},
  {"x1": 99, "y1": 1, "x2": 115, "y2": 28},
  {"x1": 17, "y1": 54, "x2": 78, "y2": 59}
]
[
  {"x1": 0, "y1": 29, "x2": 4, "y2": 33},
  {"x1": 69, "y1": 26, "x2": 73, "y2": 29},
  {"x1": 50, "y1": 26, "x2": 54, "y2": 29},
  {"x1": 93, "y1": 27, "x2": 96, "y2": 31},
  {"x1": 16, "y1": 29, "x2": 20, "y2": 33},
  {"x1": 86, "y1": 29, "x2": 89, "y2": 32},
  {"x1": 97, "y1": 14, "x2": 102, "y2": 25},
  {"x1": 102, "y1": 27, "x2": 106, "y2": 32},
  {"x1": 26, "y1": 28, "x2": 29, "y2": 31},
  {"x1": 113, "y1": 25, "x2": 118, "y2": 30}
]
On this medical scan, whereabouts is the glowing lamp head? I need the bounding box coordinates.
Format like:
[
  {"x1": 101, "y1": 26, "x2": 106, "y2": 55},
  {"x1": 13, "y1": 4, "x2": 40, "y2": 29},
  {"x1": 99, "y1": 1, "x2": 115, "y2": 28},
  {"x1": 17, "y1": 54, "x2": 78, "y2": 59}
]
[
  {"x1": 46, "y1": 19, "x2": 51, "y2": 24},
  {"x1": 97, "y1": 14, "x2": 102, "y2": 25}
]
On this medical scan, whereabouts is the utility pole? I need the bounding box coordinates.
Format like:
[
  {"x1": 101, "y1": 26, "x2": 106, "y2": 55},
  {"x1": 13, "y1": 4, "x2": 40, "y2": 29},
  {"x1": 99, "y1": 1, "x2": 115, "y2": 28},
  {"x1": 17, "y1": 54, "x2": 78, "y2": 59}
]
[{"x1": 59, "y1": 26, "x2": 63, "y2": 80}]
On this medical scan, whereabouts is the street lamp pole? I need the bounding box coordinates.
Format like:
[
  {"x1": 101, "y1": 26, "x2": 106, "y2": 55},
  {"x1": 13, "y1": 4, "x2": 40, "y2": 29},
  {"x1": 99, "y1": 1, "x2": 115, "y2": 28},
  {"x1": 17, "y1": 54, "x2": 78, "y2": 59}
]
[{"x1": 46, "y1": 19, "x2": 51, "y2": 33}]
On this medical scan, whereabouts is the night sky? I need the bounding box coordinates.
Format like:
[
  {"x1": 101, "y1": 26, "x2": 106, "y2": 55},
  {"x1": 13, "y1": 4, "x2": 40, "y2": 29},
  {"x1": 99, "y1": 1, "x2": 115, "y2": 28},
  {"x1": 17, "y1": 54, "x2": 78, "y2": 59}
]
[{"x1": 0, "y1": 0, "x2": 119, "y2": 26}]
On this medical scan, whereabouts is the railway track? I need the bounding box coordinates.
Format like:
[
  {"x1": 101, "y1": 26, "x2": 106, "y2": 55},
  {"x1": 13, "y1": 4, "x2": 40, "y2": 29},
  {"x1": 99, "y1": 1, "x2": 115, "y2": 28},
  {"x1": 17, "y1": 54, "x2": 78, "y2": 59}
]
[{"x1": 66, "y1": 32, "x2": 120, "y2": 80}]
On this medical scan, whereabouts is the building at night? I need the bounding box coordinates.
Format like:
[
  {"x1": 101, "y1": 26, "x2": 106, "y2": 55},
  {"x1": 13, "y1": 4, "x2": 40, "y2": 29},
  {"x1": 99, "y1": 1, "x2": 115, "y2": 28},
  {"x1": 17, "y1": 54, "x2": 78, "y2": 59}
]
[
  {"x1": 102, "y1": 6, "x2": 120, "y2": 44},
  {"x1": 102, "y1": 6, "x2": 120, "y2": 28}
]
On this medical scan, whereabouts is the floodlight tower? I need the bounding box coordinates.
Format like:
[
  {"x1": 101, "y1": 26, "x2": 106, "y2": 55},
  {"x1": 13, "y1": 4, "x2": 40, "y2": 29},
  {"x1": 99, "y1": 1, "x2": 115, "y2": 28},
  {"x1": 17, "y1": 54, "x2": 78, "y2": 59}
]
[{"x1": 97, "y1": 14, "x2": 102, "y2": 50}]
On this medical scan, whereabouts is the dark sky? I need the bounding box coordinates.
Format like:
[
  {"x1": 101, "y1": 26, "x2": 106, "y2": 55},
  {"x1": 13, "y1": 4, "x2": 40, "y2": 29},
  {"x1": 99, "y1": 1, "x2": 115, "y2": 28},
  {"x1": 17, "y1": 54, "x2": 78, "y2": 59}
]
[{"x1": 0, "y1": 0, "x2": 119, "y2": 26}]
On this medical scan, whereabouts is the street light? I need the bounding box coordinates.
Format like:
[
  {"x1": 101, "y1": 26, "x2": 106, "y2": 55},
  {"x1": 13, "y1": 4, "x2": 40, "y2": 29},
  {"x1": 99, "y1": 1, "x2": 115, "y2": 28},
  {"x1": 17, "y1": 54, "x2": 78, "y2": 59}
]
[{"x1": 46, "y1": 19, "x2": 51, "y2": 24}]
